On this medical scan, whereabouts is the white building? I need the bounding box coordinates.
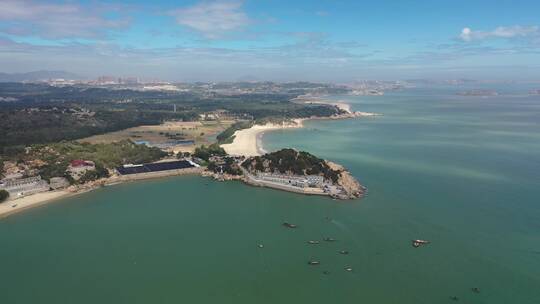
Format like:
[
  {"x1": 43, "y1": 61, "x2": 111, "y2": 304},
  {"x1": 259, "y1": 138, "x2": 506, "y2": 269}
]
[
  {"x1": 67, "y1": 160, "x2": 95, "y2": 180},
  {"x1": 0, "y1": 176, "x2": 50, "y2": 198},
  {"x1": 256, "y1": 173, "x2": 324, "y2": 188}
]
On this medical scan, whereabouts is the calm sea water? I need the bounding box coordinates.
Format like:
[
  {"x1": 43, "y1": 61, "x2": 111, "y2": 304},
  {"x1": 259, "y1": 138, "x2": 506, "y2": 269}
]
[{"x1": 1, "y1": 85, "x2": 539, "y2": 303}]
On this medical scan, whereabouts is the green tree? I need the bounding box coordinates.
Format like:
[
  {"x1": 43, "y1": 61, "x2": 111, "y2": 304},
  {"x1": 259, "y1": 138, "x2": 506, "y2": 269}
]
[
  {"x1": 0, "y1": 190, "x2": 9, "y2": 203},
  {"x1": 193, "y1": 144, "x2": 226, "y2": 161},
  {"x1": 78, "y1": 164, "x2": 110, "y2": 184}
]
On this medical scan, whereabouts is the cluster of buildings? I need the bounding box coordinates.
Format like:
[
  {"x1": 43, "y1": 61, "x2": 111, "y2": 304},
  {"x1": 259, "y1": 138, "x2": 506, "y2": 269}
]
[
  {"x1": 0, "y1": 159, "x2": 96, "y2": 200},
  {"x1": 247, "y1": 170, "x2": 356, "y2": 198},
  {"x1": 241, "y1": 170, "x2": 334, "y2": 196},
  {"x1": 95, "y1": 76, "x2": 139, "y2": 85},
  {"x1": 199, "y1": 110, "x2": 250, "y2": 121},
  {"x1": 254, "y1": 172, "x2": 324, "y2": 188}
]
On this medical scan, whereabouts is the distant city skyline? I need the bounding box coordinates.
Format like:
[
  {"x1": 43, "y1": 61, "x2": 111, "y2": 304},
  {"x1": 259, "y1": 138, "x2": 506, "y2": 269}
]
[{"x1": 0, "y1": 0, "x2": 539, "y2": 81}]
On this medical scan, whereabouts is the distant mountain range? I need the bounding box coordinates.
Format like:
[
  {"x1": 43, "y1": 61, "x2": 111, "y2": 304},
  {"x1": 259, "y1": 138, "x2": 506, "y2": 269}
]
[{"x1": 0, "y1": 70, "x2": 83, "y2": 82}]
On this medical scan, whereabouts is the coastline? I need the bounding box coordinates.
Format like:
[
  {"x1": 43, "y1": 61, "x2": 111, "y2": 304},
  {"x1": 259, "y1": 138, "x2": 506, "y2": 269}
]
[
  {"x1": 221, "y1": 119, "x2": 304, "y2": 157},
  {"x1": 0, "y1": 190, "x2": 76, "y2": 219},
  {"x1": 221, "y1": 101, "x2": 379, "y2": 157},
  {"x1": 0, "y1": 166, "x2": 203, "y2": 219},
  {"x1": 1, "y1": 100, "x2": 375, "y2": 219}
]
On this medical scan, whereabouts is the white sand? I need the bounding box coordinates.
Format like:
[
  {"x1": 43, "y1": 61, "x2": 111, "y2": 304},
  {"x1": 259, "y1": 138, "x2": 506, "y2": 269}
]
[
  {"x1": 0, "y1": 190, "x2": 74, "y2": 218},
  {"x1": 298, "y1": 99, "x2": 380, "y2": 116},
  {"x1": 221, "y1": 120, "x2": 304, "y2": 157},
  {"x1": 332, "y1": 102, "x2": 351, "y2": 113},
  {"x1": 302, "y1": 100, "x2": 351, "y2": 113},
  {"x1": 220, "y1": 100, "x2": 380, "y2": 157}
]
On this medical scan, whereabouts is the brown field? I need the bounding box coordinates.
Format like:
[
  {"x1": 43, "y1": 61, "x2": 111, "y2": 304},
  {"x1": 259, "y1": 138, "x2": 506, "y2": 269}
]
[{"x1": 79, "y1": 120, "x2": 235, "y2": 153}]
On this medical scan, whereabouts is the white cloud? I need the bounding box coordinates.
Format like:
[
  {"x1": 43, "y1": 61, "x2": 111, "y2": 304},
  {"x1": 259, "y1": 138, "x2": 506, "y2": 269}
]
[
  {"x1": 459, "y1": 25, "x2": 539, "y2": 42},
  {"x1": 0, "y1": 0, "x2": 129, "y2": 39},
  {"x1": 170, "y1": 1, "x2": 249, "y2": 39}
]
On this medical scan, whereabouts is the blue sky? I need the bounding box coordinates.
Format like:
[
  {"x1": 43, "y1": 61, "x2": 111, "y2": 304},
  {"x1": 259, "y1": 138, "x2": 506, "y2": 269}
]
[{"x1": 0, "y1": 0, "x2": 539, "y2": 81}]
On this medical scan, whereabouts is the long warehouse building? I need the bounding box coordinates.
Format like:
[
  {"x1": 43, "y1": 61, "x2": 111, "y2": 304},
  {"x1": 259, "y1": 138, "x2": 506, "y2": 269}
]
[{"x1": 116, "y1": 160, "x2": 197, "y2": 175}]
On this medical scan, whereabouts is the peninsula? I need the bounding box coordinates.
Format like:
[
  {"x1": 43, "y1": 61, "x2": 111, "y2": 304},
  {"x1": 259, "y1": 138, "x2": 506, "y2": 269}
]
[
  {"x1": 0, "y1": 81, "x2": 377, "y2": 218},
  {"x1": 203, "y1": 148, "x2": 365, "y2": 200}
]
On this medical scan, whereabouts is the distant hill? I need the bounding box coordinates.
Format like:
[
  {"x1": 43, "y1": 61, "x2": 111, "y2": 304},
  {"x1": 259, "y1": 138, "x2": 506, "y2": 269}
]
[{"x1": 0, "y1": 70, "x2": 83, "y2": 82}]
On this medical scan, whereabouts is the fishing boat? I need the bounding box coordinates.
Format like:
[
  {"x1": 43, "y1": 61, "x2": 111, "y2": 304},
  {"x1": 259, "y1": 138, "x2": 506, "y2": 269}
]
[
  {"x1": 412, "y1": 239, "x2": 431, "y2": 248},
  {"x1": 339, "y1": 250, "x2": 349, "y2": 255},
  {"x1": 282, "y1": 222, "x2": 298, "y2": 228},
  {"x1": 308, "y1": 260, "x2": 320, "y2": 265},
  {"x1": 307, "y1": 240, "x2": 320, "y2": 244}
]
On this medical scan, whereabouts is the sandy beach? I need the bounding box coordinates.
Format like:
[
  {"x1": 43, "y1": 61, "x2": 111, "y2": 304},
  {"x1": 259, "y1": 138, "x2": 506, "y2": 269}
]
[
  {"x1": 0, "y1": 166, "x2": 203, "y2": 219},
  {"x1": 0, "y1": 190, "x2": 75, "y2": 219},
  {"x1": 221, "y1": 101, "x2": 379, "y2": 157},
  {"x1": 221, "y1": 119, "x2": 304, "y2": 156}
]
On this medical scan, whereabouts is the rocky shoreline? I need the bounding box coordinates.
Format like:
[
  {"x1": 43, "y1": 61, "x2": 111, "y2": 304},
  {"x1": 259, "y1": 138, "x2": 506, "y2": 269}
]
[{"x1": 203, "y1": 150, "x2": 365, "y2": 200}]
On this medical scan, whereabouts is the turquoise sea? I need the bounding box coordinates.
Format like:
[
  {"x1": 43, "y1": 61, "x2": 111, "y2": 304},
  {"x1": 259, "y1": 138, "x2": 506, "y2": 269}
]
[{"x1": 1, "y1": 85, "x2": 539, "y2": 303}]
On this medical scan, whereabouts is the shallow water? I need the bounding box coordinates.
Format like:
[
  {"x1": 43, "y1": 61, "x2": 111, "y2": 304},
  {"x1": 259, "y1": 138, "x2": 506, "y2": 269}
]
[{"x1": 1, "y1": 86, "x2": 539, "y2": 303}]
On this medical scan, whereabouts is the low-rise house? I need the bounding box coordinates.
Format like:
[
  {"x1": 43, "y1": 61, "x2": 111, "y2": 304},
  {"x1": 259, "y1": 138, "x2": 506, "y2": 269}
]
[
  {"x1": 67, "y1": 160, "x2": 95, "y2": 180},
  {"x1": 1, "y1": 161, "x2": 25, "y2": 180},
  {"x1": 1, "y1": 172, "x2": 24, "y2": 181}
]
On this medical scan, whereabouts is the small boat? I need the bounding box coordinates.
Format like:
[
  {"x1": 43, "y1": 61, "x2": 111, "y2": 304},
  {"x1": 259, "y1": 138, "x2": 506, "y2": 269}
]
[
  {"x1": 412, "y1": 239, "x2": 430, "y2": 248},
  {"x1": 322, "y1": 270, "x2": 330, "y2": 275},
  {"x1": 323, "y1": 237, "x2": 336, "y2": 242},
  {"x1": 282, "y1": 222, "x2": 298, "y2": 228},
  {"x1": 471, "y1": 287, "x2": 480, "y2": 294},
  {"x1": 257, "y1": 244, "x2": 264, "y2": 248},
  {"x1": 307, "y1": 240, "x2": 320, "y2": 244},
  {"x1": 308, "y1": 260, "x2": 320, "y2": 265},
  {"x1": 344, "y1": 266, "x2": 353, "y2": 272},
  {"x1": 339, "y1": 250, "x2": 349, "y2": 255}
]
